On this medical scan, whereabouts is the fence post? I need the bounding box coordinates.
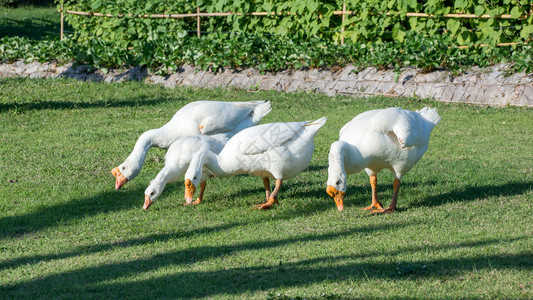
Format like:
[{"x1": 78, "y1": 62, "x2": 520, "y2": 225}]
[
  {"x1": 340, "y1": 0, "x2": 346, "y2": 44},
  {"x1": 197, "y1": 6, "x2": 201, "y2": 38},
  {"x1": 60, "y1": 0, "x2": 64, "y2": 40}
]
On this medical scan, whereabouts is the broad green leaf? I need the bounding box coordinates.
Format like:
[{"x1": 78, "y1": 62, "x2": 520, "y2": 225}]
[
  {"x1": 349, "y1": 30, "x2": 360, "y2": 42},
  {"x1": 392, "y1": 23, "x2": 406, "y2": 42},
  {"x1": 262, "y1": 2, "x2": 272, "y2": 12},
  {"x1": 214, "y1": 0, "x2": 224, "y2": 12},
  {"x1": 381, "y1": 16, "x2": 391, "y2": 29},
  {"x1": 297, "y1": 0, "x2": 306, "y2": 14},
  {"x1": 447, "y1": 19, "x2": 461, "y2": 35},
  {"x1": 307, "y1": 1, "x2": 318, "y2": 13},
  {"x1": 427, "y1": 18, "x2": 435, "y2": 29},
  {"x1": 520, "y1": 25, "x2": 533, "y2": 39},
  {"x1": 510, "y1": 6, "x2": 523, "y2": 19},
  {"x1": 474, "y1": 5, "x2": 485, "y2": 16},
  {"x1": 409, "y1": 17, "x2": 418, "y2": 30},
  {"x1": 91, "y1": 0, "x2": 102, "y2": 10},
  {"x1": 454, "y1": 0, "x2": 468, "y2": 10},
  {"x1": 425, "y1": 0, "x2": 438, "y2": 14},
  {"x1": 457, "y1": 31, "x2": 472, "y2": 45},
  {"x1": 276, "y1": 26, "x2": 288, "y2": 36}
]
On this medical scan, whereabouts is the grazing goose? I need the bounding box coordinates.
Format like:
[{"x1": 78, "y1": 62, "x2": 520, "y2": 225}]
[
  {"x1": 143, "y1": 133, "x2": 229, "y2": 210},
  {"x1": 111, "y1": 100, "x2": 271, "y2": 190},
  {"x1": 184, "y1": 117, "x2": 327, "y2": 209},
  {"x1": 326, "y1": 107, "x2": 441, "y2": 213}
]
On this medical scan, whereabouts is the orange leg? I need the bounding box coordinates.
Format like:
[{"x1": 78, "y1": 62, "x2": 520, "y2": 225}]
[
  {"x1": 372, "y1": 178, "x2": 400, "y2": 214},
  {"x1": 263, "y1": 177, "x2": 271, "y2": 202},
  {"x1": 186, "y1": 180, "x2": 206, "y2": 205},
  {"x1": 255, "y1": 178, "x2": 281, "y2": 210},
  {"x1": 362, "y1": 175, "x2": 384, "y2": 210}
]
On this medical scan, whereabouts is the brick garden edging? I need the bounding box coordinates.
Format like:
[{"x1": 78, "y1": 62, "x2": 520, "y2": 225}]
[{"x1": 1, "y1": 60, "x2": 532, "y2": 106}]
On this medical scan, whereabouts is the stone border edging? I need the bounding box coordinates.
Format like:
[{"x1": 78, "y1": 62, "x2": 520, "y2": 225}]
[{"x1": 1, "y1": 60, "x2": 532, "y2": 106}]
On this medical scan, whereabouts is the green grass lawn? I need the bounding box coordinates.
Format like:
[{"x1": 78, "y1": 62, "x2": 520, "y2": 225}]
[
  {"x1": 0, "y1": 77, "x2": 532, "y2": 299},
  {"x1": 0, "y1": 5, "x2": 61, "y2": 40}
]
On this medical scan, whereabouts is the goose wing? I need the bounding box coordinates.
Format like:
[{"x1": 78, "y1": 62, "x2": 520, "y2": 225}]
[
  {"x1": 232, "y1": 122, "x2": 307, "y2": 156},
  {"x1": 391, "y1": 109, "x2": 424, "y2": 148},
  {"x1": 197, "y1": 101, "x2": 266, "y2": 135}
]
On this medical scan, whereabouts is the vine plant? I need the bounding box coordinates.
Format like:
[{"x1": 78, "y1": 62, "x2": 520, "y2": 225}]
[{"x1": 61, "y1": 0, "x2": 532, "y2": 47}]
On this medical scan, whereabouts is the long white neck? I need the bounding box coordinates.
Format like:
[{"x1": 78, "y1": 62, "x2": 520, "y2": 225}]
[
  {"x1": 131, "y1": 130, "x2": 156, "y2": 159},
  {"x1": 152, "y1": 166, "x2": 172, "y2": 189},
  {"x1": 145, "y1": 168, "x2": 169, "y2": 201},
  {"x1": 121, "y1": 129, "x2": 161, "y2": 180},
  {"x1": 186, "y1": 150, "x2": 232, "y2": 188},
  {"x1": 201, "y1": 151, "x2": 229, "y2": 177},
  {"x1": 327, "y1": 141, "x2": 366, "y2": 192}
]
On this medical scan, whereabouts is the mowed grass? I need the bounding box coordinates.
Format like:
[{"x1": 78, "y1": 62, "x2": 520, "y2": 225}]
[
  {"x1": 0, "y1": 77, "x2": 531, "y2": 299},
  {"x1": 0, "y1": 5, "x2": 62, "y2": 40}
]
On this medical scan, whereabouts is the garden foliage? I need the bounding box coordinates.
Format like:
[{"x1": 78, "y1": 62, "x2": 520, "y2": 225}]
[
  {"x1": 1, "y1": 1, "x2": 532, "y2": 74},
  {"x1": 2, "y1": 33, "x2": 532, "y2": 74},
  {"x1": 62, "y1": 0, "x2": 533, "y2": 47}
]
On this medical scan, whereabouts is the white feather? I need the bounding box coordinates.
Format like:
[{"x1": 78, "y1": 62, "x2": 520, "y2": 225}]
[
  {"x1": 116, "y1": 100, "x2": 271, "y2": 182},
  {"x1": 328, "y1": 107, "x2": 440, "y2": 193},
  {"x1": 185, "y1": 117, "x2": 327, "y2": 196}
]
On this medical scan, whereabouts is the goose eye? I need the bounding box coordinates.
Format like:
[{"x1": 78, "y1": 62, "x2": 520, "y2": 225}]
[
  {"x1": 193, "y1": 176, "x2": 197, "y2": 180},
  {"x1": 336, "y1": 180, "x2": 341, "y2": 186},
  {"x1": 150, "y1": 192, "x2": 155, "y2": 196},
  {"x1": 121, "y1": 166, "x2": 126, "y2": 170}
]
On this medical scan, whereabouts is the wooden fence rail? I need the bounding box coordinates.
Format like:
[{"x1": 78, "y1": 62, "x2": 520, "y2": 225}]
[{"x1": 59, "y1": 2, "x2": 531, "y2": 46}]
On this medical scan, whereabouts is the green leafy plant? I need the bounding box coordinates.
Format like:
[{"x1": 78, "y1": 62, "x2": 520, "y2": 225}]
[
  {"x1": 60, "y1": 0, "x2": 532, "y2": 47},
  {"x1": 2, "y1": 33, "x2": 533, "y2": 75}
]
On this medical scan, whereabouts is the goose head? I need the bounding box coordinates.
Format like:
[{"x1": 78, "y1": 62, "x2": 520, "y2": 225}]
[
  {"x1": 326, "y1": 141, "x2": 348, "y2": 212},
  {"x1": 111, "y1": 159, "x2": 142, "y2": 190},
  {"x1": 143, "y1": 180, "x2": 163, "y2": 210},
  {"x1": 183, "y1": 151, "x2": 205, "y2": 204},
  {"x1": 326, "y1": 174, "x2": 347, "y2": 212}
]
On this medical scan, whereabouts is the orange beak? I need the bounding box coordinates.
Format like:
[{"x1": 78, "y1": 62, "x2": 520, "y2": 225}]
[
  {"x1": 327, "y1": 185, "x2": 345, "y2": 212},
  {"x1": 144, "y1": 195, "x2": 153, "y2": 210},
  {"x1": 184, "y1": 179, "x2": 196, "y2": 204},
  {"x1": 111, "y1": 167, "x2": 128, "y2": 190}
]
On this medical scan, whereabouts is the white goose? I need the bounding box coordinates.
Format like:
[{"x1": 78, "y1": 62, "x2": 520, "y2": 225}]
[
  {"x1": 326, "y1": 107, "x2": 441, "y2": 213},
  {"x1": 111, "y1": 100, "x2": 272, "y2": 190},
  {"x1": 184, "y1": 117, "x2": 327, "y2": 209},
  {"x1": 143, "y1": 133, "x2": 229, "y2": 210}
]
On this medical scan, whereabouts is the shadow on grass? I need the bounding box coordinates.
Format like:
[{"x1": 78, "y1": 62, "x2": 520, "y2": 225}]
[
  {"x1": 189, "y1": 177, "x2": 340, "y2": 213},
  {"x1": 0, "y1": 221, "x2": 407, "y2": 295},
  {"x1": 0, "y1": 17, "x2": 61, "y2": 40},
  {"x1": 202, "y1": 176, "x2": 440, "y2": 212},
  {"x1": 412, "y1": 181, "x2": 533, "y2": 208},
  {"x1": 0, "y1": 220, "x2": 243, "y2": 271},
  {"x1": 0, "y1": 94, "x2": 186, "y2": 113},
  {"x1": 218, "y1": 178, "x2": 533, "y2": 214},
  {"x1": 1, "y1": 225, "x2": 530, "y2": 298},
  {"x1": 0, "y1": 187, "x2": 143, "y2": 240},
  {"x1": 98, "y1": 249, "x2": 530, "y2": 299}
]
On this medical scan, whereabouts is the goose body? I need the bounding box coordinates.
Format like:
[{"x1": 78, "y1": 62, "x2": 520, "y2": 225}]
[
  {"x1": 111, "y1": 100, "x2": 271, "y2": 189},
  {"x1": 143, "y1": 133, "x2": 229, "y2": 210},
  {"x1": 184, "y1": 117, "x2": 327, "y2": 209},
  {"x1": 326, "y1": 107, "x2": 441, "y2": 212}
]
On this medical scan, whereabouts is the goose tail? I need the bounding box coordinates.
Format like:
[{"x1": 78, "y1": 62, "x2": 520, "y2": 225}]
[
  {"x1": 417, "y1": 107, "x2": 441, "y2": 126},
  {"x1": 305, "y1": 117, "x2": 328, "y2": 128},
  {"x1": 251, "y1": 101, "x2": 272, "y2": 124}
]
